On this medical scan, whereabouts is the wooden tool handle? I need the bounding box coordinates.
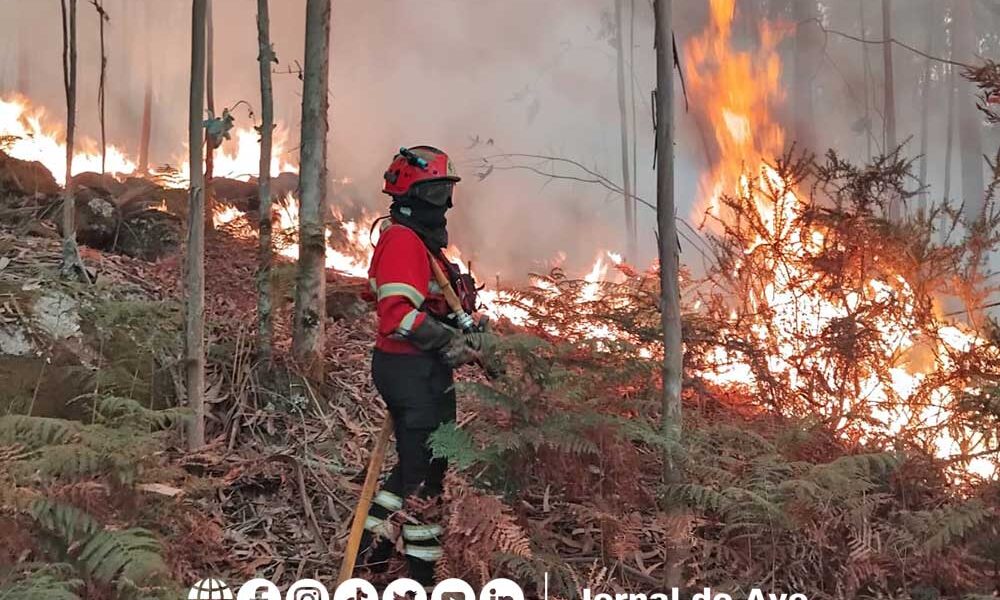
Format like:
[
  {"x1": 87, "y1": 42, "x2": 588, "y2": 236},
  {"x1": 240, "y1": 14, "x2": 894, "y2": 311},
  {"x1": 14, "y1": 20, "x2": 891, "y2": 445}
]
[
  {"x1": 337, "y1": 415, "x2": 395, "y2": 585},
  {"x1": 428, "y1": 251, "x2": 466, "y2": 316}
]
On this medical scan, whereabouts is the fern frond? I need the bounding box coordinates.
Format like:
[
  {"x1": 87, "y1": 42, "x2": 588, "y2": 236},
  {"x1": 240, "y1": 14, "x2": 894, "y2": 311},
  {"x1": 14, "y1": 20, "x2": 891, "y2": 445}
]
[
  {"x1": 0, "y1": 564, "x2": 82, "y2": 600},
  {"x1": 28, "y1": 499, "x2": 167, "y2": 587},
  {"x1": 902, "y1": 500, "x2": 991, "y2": 552},
  {"x1": 29, "y1": 498, "x2": 100, "y2": 544},
  {"x1": 76, "y1": 528, "x2": 166, "y2": 585},
  {"x1": 663, "y1": 483, "x2": 726, "y2": 512},
  {"x1": 90, "y1": 395, "x2": 188, "y2": 430},
  {"x1": 17, "y1": 444, "x2": 105, "y2": 481},
  {"x1": 430, "y1": 423, "x2": 484, "y2": 470},
  {"x1": 0, "y1": 416, "x2": 78, "y2": 448}
]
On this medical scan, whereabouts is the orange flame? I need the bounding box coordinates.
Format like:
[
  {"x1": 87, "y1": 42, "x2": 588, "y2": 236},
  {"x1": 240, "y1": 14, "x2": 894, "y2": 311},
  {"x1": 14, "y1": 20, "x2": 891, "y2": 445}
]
[
  {"x1": 0, "y1": 94, "x2": 136, "y2": 184},
  {"x1": 685, "y1": 0, "x2": 789, "y2": 222},
  {"x1": 683, "y1": 6, "x2": 994, "y2": 477}
]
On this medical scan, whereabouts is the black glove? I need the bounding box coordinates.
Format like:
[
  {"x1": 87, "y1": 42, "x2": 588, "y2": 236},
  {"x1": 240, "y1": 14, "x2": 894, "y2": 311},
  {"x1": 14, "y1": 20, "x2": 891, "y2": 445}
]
[
  {"x1": 406, "y1": 316, "x2": 456, "y2": 352},
  {"x1": 441, "y1": 331, "x2": 498, "y2": 369}
]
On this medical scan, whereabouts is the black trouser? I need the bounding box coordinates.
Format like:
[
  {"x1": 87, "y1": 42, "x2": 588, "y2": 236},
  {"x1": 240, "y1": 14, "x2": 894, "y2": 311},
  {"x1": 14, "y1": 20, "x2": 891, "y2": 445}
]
[{"x1": 358, "y1": 349, "x2": 455, "y2": 584}]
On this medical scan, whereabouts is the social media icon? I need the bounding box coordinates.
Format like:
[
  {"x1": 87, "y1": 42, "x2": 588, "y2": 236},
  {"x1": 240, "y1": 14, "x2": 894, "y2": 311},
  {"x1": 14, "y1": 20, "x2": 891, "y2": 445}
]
[
  {"x1": 287, "y1": 578, "x2": 330, "y2": 600},
  {"x1": 334, "y1": 577, "x2": 378, "y2": 600},
  {"x1": 238, "y1": 578, "x2": 281, "y2": 600},
  {"x1": 189, "y1": 578, "x2": 234, "y2": 600},
  {"x1": 382, "y1": 578, "x2": 426, "y2": 600},
  {"x1": 430, "y1": 578, "x2": 475, "y2": 600},
  {"x1": 478, "y1": 578, "x2": 524, "y2": 600}
]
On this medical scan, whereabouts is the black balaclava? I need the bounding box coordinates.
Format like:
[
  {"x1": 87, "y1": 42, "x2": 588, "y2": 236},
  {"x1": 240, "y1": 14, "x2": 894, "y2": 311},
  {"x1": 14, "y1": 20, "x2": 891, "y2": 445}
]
[{"x1": 390, "y1": 181, "x2": 453, "y2": 252}]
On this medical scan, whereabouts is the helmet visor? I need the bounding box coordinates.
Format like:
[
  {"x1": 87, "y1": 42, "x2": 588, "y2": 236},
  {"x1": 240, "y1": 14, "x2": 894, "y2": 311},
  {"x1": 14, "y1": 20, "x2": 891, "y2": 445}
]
[{"x1": 409, "y1": 180, "x2": 455, "y2": 208}]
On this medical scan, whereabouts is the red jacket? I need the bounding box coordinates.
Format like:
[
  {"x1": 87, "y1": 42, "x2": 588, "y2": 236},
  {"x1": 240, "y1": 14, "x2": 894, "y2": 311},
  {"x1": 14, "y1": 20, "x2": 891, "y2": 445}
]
[{"x1": 366, "y1": 223, "x2": 451, "y2": 354}]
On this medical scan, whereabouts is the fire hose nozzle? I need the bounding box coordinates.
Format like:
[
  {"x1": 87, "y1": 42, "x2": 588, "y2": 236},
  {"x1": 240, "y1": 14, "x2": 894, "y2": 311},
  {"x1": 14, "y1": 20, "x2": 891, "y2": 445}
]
[{"x1": 454, "y1": 311, "x2": 476, "y2": 332}]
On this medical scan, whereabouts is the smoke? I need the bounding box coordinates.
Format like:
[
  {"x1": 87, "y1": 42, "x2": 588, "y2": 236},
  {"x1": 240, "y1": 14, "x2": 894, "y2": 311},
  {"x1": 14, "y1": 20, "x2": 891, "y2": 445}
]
[{"x1": 1, "y1": 0, "x2": 996, "y2": 282}]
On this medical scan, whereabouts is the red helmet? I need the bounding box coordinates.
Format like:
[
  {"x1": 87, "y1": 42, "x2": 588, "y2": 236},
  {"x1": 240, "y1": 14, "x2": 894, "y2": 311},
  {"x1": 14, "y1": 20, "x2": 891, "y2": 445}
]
[{"x1": 382, "y1": 145, "x2": 460, "y2": 197}]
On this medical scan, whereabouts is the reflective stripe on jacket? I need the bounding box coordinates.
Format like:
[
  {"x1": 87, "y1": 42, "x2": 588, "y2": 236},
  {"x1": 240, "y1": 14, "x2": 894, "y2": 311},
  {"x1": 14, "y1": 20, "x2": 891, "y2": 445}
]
[{"x1": 367, "y1": 223, "x2": 451, "y2": 354}]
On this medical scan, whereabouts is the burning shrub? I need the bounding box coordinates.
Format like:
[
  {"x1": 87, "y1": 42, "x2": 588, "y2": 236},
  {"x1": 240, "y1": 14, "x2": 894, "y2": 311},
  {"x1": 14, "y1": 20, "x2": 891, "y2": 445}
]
[{"x1": 691, "y1": 149, "x2": 1000, "y2": 480}]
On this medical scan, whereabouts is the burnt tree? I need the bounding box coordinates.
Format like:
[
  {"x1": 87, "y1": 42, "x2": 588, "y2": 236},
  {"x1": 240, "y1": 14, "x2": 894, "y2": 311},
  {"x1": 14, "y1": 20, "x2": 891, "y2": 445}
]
[
  {"x1": 257, "y1": 0, "x2": 276, "y2": 365},
  {"x1": 185, "y1": 0, "x2": 208, "y2": 450},
  {"x1": 293, "y1": 0, "x2": 332, "y2": 378},
  {"x1": 59, "y1": 0, "x2": 88, "y2": 282}
]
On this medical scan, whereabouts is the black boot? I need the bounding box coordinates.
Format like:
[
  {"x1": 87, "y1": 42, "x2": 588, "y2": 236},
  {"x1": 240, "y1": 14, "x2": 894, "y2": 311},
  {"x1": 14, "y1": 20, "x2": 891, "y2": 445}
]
[
  {"x1": 356, "y1": 531, "x2": 394, "y2": 574},
  {"x1": 406, "y1": 555, "x2": 437, "y2": 586}
]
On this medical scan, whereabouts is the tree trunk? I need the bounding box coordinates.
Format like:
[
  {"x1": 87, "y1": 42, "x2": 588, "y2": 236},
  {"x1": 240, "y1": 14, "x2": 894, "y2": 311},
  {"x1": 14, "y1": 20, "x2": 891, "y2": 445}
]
[
  {"x1": 655, "y1": 0, "x2": 683, "y2": 589},
  {"x1": 882, "y1": 0, "x2": 900, "y2": 220},
  {"x1": 138, "y1": 3, "x2": 153, "y2": 175},
  {"x1": 944, "y1": 62, "x2": 957, "y2": 205},
  {"x1": 955, "y1": 0, "x2": 985, "y2": 220},
  {"x1": 17, "y1": 26, "x2": 29, "y2": 94},
  {"x1": 882, "y1": 0, "x2": 897, "y2": 153},
  {"x1": 59, "y1": 0, "x2": 87, "y2": 282},
  {"x1": 629, "y1": 0, "x2": 638, "y2": 251},
  {"x1": 257, "y1": 0, "x2": 275, "y2": 366},
  {"x1": 793, "y1": 0, "x2": 821, "y2": 150},
  {"x1": 293, "y1": 0, "x2": 331, "y2": 379},
  {"x1": 860, "y1": 0, "x2": 874, "y2": 159},
  {"x1": 614, "y1": 0, "x2": 637, "y2": 261},
  {"x1": 204, "y1": 0, "x2": 216, "y2": 231},
  {"x1": 94, "y1": 0, "x2": 108, "y2": 175},
  {"x1": 186, "y1": 0, "x2": 208, "y2": 451},
  {"x1": 917, "y1": 1, "x2": 934, "y2": 214}
]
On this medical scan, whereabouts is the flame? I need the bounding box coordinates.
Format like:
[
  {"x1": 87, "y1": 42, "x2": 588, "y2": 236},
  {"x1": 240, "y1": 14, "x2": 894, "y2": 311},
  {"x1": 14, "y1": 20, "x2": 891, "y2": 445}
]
[
  {"x1": 683, "y1": 6, "x2": 994, "y2": 477},
  {"x1": 179, "y1": 127, "x2": 298, "y2": 184},
  {"x1": 685, "y1": 0, "x2": 788, "y2": 222},
  {"x1": 272, "y1": 195, "x2": 374, "y2": 278},
  {"x1": 212, "y1": 204, "x2": 245, "y2": 228},
  {"x1": 0, "y1": 95, "x2": 136, "y2": 184}
]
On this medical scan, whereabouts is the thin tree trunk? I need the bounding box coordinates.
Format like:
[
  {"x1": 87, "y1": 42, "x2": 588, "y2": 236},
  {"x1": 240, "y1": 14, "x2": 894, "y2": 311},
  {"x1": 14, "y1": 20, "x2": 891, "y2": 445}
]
[
  {"x1": 860, "y1": 0, "x2": 874, "y2": 160},
  {"x1": 257, "y1": 0, "x2": 276, "y2": 366},
  {"x1": 138, "y1": 2, "x2": 153, "y2": 175},
  {"x1": 944, "y1": 63, "x2": 957, "y2": 205},
  {"x1": 655, "y1": 0, "x2": 683, "y2": 589},
  {"x1": 139, "y1": 80, "x2": 153, "y2": 174},
  {"x1": 17, "y1": 26, "x2": 29, "y2": 95},
  {"x1": 293, "y1": 0, "x2": 331, "y2": 379},
  {"x1": 917, "y1": 0, "x2": 934, "y2": 214},
  {"x1": 882, "y1": 0, "x2": 900, "y2": 220},
  {"x1": 882, "y1": 0, "x2": 897, "y2": 153},
  {"x1": 793, "y1": 0, "x2": 820, "y2": 150},
  {"x1": 204, "y1": 0, "x2": 216, "y2": 231},
  {"x1": 955, "y1": 0, "x2": 985, "y2": 219},
  {"x1": 615, "y1": 0, "x2": 636, "y2": 261},
  {"x1": 629, "y1": 0, "x2": 638, "y2": 250},
  {"x1": 59, "y1": 0, "x2": 87, "y2": 282},
  {"x1": 93, "y1": 0, "x2": 108, "y2": 175},
  {"x1": 186, "y1": 0, "x2": 208, "y2": 451}
]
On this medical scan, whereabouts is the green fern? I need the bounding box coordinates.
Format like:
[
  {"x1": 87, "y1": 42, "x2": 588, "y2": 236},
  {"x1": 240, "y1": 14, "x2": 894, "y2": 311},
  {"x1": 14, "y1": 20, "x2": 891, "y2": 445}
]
[
  {"x1": 430, "y1": 422, "x2": 483, "y2": 470},
  {"x1": 0, "y1": 564, "x2": 83, "y2": 600},
  {"x1": 90, "y1": 395, "x2": 188, "y2": 430},
  {"x1": 29, "y1": 499, "x2": 167, "y2": 587},
  {"x1": 0, "y1": 416, "x2": 79, "y2": 448},
  {"x1": 901, "y1": 500, "x2": 991, "y2": 552},
  {"x1": 77, "y1": 528, "x2": 166, "y2": 586}
]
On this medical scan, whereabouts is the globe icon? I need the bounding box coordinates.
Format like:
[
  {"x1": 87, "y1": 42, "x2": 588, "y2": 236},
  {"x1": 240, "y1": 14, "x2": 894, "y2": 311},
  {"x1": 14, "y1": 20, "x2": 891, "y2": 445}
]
[{"x1": 188, "y1": 578, "x2": 234, "y2": 600}]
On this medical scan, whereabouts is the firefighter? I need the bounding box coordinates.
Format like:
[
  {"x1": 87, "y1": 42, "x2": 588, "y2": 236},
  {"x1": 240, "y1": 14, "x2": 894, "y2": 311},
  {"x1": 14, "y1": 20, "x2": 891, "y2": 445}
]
[{"x1": 357, "y1": 145, "x2": 488, "y2": 585}]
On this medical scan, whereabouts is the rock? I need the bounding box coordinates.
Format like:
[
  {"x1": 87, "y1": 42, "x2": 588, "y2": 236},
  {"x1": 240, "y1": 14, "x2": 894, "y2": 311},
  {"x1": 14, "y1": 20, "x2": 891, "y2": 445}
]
[
  {"x1": 114, "y1": 208, "x2": 181, "y2": 261},
  {"x1": 211, "y1": 177, "x2": 258, "y2": 211},
  {"x1": 272, "y1": 172, "x2": 299, "y2": 200},
  {"x1": 0, "y1": 150, "x2": 60, "y2": 196},
  {"x1": 58, "y1": 187, "x2": 122, "y2": 249},
  {"x1": 325, "y1": 280, "x2": 370, "y2": 321},
  {"x1": 74, "y1": 171, "x2": 126, "y2": 196}
]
